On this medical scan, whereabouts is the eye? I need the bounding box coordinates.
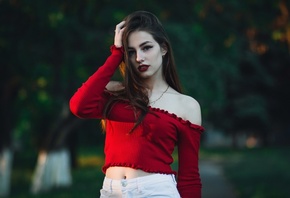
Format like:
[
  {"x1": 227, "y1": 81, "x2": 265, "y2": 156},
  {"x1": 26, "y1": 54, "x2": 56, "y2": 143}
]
[
  {"x1": 128, "y1": 50, "x2": 135, "y2": 57},
  {"x1": 142, "y1": 45, "x2": 153, "y2": 52}
]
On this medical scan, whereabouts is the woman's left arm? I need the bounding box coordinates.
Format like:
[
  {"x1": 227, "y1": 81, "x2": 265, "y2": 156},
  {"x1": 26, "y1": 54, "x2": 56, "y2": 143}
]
[
  {"x1": 177, "y1": 124, "x2": 203, "y2": 198},
  {"x1": 176, "y1": 97, "x2": 204, "y2": 198}
]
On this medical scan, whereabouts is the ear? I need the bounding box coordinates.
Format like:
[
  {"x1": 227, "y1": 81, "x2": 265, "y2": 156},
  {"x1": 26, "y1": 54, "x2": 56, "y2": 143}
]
[{"x1": 161, "y1": 44, "x2": 168, "y2": 56}]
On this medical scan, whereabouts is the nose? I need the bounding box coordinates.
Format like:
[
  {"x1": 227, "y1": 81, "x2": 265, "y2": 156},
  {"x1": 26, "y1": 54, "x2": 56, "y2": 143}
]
[{"x1": 136, "y1": 50, "x2": 144, "y2": 63}]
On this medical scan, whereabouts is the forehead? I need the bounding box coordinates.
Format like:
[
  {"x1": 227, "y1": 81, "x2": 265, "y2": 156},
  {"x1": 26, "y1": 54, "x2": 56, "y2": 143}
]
[{"x1": 128, "y1": 31, "x2": 157, "y2": 47}]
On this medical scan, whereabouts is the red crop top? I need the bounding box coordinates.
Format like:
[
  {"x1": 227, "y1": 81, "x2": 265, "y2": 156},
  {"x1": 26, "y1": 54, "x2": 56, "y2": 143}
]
[{"x1": 69, "y1": 45, "x2": 204, "y2": 198}]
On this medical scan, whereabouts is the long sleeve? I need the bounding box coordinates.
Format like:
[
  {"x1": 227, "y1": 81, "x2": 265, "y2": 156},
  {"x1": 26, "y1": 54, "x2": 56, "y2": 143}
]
[
  {"x1": 177, "y1": 124, "x2": 204, "y2": 198},
  {"x1": 69, "y1": 45, "x2": 123, "y2": 119}
]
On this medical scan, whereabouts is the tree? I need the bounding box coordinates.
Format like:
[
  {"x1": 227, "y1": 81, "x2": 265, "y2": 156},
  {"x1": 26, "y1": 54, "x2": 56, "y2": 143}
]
[
  {"x1": 166, "y1": 0, "x2": 290, "y2": 147},
  {"x1": 1, "y1": 0, "x2": 290, "y2": 195}
]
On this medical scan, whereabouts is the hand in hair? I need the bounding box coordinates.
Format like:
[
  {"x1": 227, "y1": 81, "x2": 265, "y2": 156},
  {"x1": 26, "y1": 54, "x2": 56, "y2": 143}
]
[{"x1": 114, "y1": 21, "x2": 125, "y2": 48}]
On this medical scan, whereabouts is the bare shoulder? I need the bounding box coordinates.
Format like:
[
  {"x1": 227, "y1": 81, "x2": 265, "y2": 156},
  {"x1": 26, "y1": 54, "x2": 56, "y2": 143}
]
[
  {"x1": 105, "y1": 81, "x2": 124, "y2": 91},
  {"x1": 179, "y1": 94, "x2": 202, "y2": 126}
]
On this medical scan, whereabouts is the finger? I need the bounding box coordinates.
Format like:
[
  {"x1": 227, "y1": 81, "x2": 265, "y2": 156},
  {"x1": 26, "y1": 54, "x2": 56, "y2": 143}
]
[
  {"x1": 115, "y1": 21, "x2": 125, "y2": 32},
  {"x1": 117, "y1": 21, "x2": 125, "y2": 28}
]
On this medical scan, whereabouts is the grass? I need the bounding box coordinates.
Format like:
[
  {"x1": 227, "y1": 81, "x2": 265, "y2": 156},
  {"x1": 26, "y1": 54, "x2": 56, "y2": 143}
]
[
  {"x1": 200, "y1": 147, "x2": 290, "y2": 198},
  {"x1": 8, "y1": 146, "x2": 290, "y2": 198}
]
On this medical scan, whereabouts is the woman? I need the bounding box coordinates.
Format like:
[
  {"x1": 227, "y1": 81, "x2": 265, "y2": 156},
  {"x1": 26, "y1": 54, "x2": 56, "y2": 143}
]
[{"x1": 70, "y1": 11, "x2": 204, "y2": 198}]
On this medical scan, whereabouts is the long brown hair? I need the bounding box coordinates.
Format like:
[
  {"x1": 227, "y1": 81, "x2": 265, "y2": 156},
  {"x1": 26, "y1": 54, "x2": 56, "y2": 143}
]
[{"x1": 103, "y1": 11, "x2": 182, "y2": 131}]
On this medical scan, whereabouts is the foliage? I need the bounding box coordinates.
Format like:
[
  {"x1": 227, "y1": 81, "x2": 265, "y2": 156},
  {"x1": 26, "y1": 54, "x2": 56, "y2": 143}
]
[
  {"x1": 166, "y1": 0, "x2": 290, "y2": 146},
  {"x1": 201, "y1": 147, "x2": 290, "y2": 198},
  {"x1": 0, "y1": 0, "x2": 290, "y2": 152},
  {"x1": 10, "y1": 146, "x2": 104, "y2": 198}
]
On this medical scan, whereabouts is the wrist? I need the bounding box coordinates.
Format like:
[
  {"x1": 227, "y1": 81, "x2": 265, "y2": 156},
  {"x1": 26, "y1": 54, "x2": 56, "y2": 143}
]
[
  {"x1": 110, "y1": 45, "x2": 124, "y2": 53},
  {"x1": 114, "y1": 44, "x2": 122, "y2": 48}
]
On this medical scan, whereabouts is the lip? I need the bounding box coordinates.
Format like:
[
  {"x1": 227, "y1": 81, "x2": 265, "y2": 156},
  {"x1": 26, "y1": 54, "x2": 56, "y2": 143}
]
[{"x1": 138, "y1": 64, "x2": 150, "y2": 72}]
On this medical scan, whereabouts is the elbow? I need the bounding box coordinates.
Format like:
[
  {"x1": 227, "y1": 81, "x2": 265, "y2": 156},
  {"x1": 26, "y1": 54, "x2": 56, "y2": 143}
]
[
  {"x1": 69, "y1": 98, "x2": 85, "y2": 118},
  {"x1": 69, "y1": 97, "x2": 102, "y2": 119}
]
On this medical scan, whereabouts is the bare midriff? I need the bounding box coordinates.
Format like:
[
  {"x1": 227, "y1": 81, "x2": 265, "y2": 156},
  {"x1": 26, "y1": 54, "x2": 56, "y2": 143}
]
[{"x1": 106, "y1": 167, "x2": 155, "y2": 179}]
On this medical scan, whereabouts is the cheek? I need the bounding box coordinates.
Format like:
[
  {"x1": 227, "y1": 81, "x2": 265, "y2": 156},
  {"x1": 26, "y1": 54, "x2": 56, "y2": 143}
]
[
  {"x1": 129, "y1": 55, "x2": 137, "y2": 65},
  {"x1": 128, "y1": 59, "x2": 139, "y2": 73},
  {"x1": 153, "y1": 52, "x2": 163, "y2": 65},
  {"x1": 147, "y1": 48, "x2": 160, "y2": 62}
]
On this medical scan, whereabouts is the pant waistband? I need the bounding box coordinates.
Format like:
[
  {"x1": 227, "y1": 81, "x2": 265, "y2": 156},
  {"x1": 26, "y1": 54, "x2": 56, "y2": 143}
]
[{"x1": 104, "y1": 173, "x2": 176, "y2": 188}]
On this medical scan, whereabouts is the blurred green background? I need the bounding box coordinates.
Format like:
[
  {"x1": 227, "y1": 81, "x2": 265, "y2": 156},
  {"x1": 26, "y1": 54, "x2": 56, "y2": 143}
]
[{"x1": 1, "y1": 0, "x2": 290, "y2": 197}]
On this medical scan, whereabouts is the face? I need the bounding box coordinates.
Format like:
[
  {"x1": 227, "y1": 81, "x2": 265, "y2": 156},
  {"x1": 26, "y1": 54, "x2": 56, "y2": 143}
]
[{"x1": 127, "y1": 31, "x2": 167, "y2": 79}]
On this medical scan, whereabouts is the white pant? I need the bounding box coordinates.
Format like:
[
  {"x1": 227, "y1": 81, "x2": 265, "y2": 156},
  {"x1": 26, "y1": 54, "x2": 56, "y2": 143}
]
[{"x1": 100, "y1": 173, "x2": 180, "y2": 198}]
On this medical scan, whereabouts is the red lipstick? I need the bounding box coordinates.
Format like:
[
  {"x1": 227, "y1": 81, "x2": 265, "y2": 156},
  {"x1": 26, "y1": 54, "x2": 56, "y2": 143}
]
[{"x1": 138, "y1": 65, "x2": 149, "y2": 72}]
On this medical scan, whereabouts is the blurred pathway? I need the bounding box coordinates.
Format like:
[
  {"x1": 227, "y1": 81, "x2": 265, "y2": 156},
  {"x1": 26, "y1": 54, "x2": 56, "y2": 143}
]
[{"x1": 199, "y1": 160, "x2": 237, "y2": 198}]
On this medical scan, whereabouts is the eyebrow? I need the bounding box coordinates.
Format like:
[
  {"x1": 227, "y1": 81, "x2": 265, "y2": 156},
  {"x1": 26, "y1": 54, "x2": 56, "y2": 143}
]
[{"x1": 128, "y1": 41, "x2": 153, "y2": 49}]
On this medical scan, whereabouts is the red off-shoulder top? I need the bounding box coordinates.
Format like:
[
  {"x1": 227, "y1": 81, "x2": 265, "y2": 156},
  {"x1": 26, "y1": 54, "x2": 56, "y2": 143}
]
[{"x1": 69, "y1": 45, "x2": 204, "y2": 198}]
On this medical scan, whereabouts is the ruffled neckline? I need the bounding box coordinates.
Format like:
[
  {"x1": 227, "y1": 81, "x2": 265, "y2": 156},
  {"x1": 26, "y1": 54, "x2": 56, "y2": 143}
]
[{"x1": 149, "y1": 106, "x2": 205, "y2": 132}]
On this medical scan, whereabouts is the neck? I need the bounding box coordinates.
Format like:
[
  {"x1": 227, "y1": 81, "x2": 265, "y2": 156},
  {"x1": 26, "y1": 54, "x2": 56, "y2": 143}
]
[
  {"x1": 143, "y1": 77, "x2": 167, "y2": 92},
  {"x1": 145, "y1": 78, "x2": 169, "y2": 102},
  {"x1": 148, "y1": 82, "x2": 169, "y2": 106}
]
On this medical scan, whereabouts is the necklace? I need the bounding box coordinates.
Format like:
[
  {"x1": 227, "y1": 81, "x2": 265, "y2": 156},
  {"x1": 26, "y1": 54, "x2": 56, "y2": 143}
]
[{"x1": 149, "y1": 85, "x2": 169, "y2": 105}]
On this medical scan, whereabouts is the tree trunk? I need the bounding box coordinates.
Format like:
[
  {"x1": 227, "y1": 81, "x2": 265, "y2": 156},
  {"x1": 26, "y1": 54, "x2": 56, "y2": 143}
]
[
  {"x1": 30, "y1": 103, "x2": 82, "y2": 194},
  {"x1": 31, "y1": 148, "x2": 72, "y2": 194},
  {"x1": 0, "y1": 148, "x2": 13, "y2": 197}
]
